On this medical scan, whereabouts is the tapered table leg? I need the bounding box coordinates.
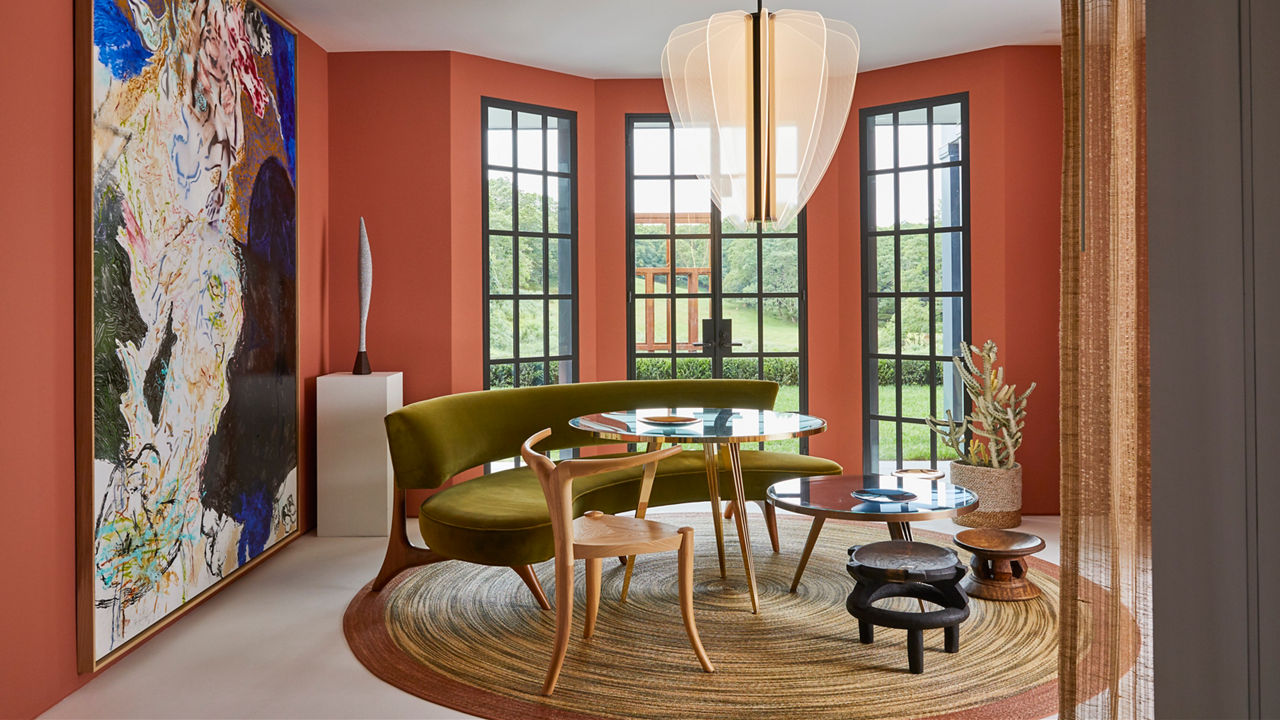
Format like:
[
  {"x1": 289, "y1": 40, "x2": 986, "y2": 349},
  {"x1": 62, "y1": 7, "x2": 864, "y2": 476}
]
[
  {"x1": 725, "y1": 442, "x2": 759, "y2": 613},
  {"x1": 789, "y1": 516, "x2": 826, "y2": 592},
  {"x1": 760, "y1": 500, "x2": 780, "y2": 553},
  {"x1": 703, "y1": 443, "x2": 727, "y2": 578}
]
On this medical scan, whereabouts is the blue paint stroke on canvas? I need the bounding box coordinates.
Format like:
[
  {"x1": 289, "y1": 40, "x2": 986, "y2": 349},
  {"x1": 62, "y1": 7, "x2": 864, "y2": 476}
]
[
  {"x1": 236, "y1": 489, "x2": 273, "y2": 564},
  {"x1": 266, "y1": 12, "x2": 297, "y2": 179},
  {"x1": 93, "y1": 0, "x2": 151, "y2": 80}
]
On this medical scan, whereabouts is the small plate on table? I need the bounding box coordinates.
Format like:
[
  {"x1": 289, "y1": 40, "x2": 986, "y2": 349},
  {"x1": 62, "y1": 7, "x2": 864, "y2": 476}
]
[
  {"x1": 637, "y1": 415, "x2": 701, "y2": 426},
  {"x1": 852, "y1": 488, "x2": 918, "y2": 503},
  {"x1": 892, "y1": 468, "x2": 945, "y2": 480}
]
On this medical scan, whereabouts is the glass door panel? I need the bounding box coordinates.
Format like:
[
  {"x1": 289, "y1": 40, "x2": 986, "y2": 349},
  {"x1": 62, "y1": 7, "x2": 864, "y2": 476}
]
[{"x1": 626, "y1": 115, "x2": 808, "y2": 453}]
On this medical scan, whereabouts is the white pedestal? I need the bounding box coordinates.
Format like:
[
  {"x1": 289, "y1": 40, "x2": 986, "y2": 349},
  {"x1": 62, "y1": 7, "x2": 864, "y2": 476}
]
[{"x1": 317, "y1": 372, "x2": 403, "y2": 537}]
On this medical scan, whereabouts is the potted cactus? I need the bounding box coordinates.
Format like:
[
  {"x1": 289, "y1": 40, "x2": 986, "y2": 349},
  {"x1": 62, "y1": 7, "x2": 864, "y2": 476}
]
[{"x1": 925, "y1": 340, "x2": 1035, "y2": 529}]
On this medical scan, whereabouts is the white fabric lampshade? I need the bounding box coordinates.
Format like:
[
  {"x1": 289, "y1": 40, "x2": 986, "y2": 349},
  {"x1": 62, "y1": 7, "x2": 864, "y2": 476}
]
[{"x1": 662, "y1": 8, "x2": 859, "y2": 228}]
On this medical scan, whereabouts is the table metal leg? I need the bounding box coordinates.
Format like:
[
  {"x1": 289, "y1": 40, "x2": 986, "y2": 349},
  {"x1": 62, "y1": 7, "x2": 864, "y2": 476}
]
[
  {"x1": 790, "y1": 516, "x2": 826, "y2": 592},
  {"x1": 725, "y1": 442, "x2": 759, "y2": 613},
  {"x1": 702, "y1": 443, "x2": 727, "y2": 578},
  {"x1": 621, "y1": 440, "x2": 663, "y2": 602}
]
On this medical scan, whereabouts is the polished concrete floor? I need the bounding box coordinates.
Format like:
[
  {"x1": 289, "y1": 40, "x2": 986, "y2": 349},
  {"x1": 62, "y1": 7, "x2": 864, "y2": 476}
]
[{"x1": 42, "y1": 507, "x2": 1062, "y2": 719}]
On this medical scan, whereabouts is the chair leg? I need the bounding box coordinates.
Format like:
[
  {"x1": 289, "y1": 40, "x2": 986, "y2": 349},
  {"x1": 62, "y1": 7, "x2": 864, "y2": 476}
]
[
  {"x1": 512, "y1": 565, "x2": 551, "y2": 611},
  {"x1": 758, "y1": 500, "x2": 780, "y2": 553},
  {"x1": 584, "y1": 558, "x2": 602, "y2": 639},
  {"x1": 677, "y1": 529, "x2": 715, "y2": 673},
  {"x1": 543, "y1": 557, "x2": 575, "y2": 696},
  {"x1": 372, "y1": 488, "x2": 448, "y2": 591},
  {"x1": 723, "y1": 499, "x2": 736, "y2": 521}
]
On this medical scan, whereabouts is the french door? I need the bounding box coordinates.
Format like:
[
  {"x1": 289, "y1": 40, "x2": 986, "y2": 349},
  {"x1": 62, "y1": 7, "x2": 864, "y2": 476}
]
[{"x1": 624, "y1": 115, "x2": 808, "y2": 452}]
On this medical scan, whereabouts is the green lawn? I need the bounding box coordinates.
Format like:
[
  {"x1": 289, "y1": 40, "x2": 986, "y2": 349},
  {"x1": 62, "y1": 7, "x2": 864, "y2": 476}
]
[
  {"x1": 634, "y1": 279, "x2": 799, "y2": 353},
  {"x1": 768, "y1": 384, "x2": 950, "y2": 459},
  {"x1": 878, "y1": 383, "x2": 958, "y2": 461},
  {"x1": 722, "y1": 300, "x2": 800, "y2": 353}
]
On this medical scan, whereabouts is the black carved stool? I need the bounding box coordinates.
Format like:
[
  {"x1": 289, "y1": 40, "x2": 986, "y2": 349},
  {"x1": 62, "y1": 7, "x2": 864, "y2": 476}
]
[{"x1": 845, "y1": 540, "x2": 970, "y2": 674}]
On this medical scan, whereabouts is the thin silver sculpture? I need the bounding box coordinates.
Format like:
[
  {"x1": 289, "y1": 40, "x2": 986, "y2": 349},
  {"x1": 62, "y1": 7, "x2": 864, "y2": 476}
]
[{"x1": 352, "y1": 217, "x2": 373, "y2": 374}]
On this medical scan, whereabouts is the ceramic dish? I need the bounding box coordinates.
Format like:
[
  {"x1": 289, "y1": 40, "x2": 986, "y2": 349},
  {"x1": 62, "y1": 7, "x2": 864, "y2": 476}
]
[
  {"x1": 852, "y1": 488, "x2": 918, "y2": 503},
  {"x1": 637, "y1": 415, "x2": 701, "y2": 426}
]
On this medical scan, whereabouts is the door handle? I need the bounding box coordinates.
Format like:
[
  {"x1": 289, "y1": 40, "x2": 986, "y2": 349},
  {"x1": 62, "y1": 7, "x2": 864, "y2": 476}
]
[
  {"x1": 698, "y1": 318, "x2": 743, "y2": 355},
  {"x1": 692, "y1": 341, "x2": 742, "y2": 348}
]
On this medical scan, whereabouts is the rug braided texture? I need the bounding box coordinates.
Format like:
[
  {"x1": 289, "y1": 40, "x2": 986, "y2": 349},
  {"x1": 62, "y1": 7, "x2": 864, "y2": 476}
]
[{"x1": 346, "y1": 514, "x2": 1076, "y2": 720}]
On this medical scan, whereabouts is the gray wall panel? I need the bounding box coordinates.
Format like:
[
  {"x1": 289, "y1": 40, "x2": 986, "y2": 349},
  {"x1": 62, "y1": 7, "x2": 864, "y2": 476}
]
[
  {"x1": 1248, "y1": 1, "x2": 1279, "y2": 715},
  {"x1": 1148, "y1": 0, "x2": 1252, "y2": 717}
]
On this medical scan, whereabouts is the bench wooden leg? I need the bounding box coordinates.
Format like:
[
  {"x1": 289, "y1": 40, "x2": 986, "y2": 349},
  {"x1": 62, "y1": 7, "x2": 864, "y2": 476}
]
[
  {"x1": 371, "y1": 488, "x2": 448, "y2": 591},
  {"x1": 513, "y1": 564, "x2": 552, "y2": 611}
]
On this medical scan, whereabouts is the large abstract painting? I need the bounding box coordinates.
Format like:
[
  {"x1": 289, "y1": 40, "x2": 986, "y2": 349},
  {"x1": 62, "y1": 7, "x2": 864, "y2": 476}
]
[{"x1": 76, "y1": 0, "x2": 299, "y2": 669}]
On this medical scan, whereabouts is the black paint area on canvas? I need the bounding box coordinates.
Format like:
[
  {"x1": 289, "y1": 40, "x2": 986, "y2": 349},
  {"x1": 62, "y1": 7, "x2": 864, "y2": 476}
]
[
  {"x1": 92, "y1": 184, "x2": 147, "y2": 463},
  {"x1": 200, "y1": 157, "x2": 298, "y2": 563}
]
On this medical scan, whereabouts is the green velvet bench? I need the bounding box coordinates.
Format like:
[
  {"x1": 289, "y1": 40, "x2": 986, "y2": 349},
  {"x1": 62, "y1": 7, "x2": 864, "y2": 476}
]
[{"x1": 370, "y1": 379, "x2": 842, "y2": 605}]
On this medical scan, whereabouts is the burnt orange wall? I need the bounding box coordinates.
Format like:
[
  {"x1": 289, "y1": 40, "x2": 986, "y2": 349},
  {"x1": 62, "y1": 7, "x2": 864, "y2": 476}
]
[
  {"x1": 327, "y1": 52, "x2": 453, "y2": 402},
  {"x1": 448, "y1": 54, "x2": 600, "y2": 391},
  {"x1": 328, "y1": 45, "x2": 1062, "y2": 515},
  {"x1": 0, "y1": 6, "x2": 330, "y2": 716},
  {"x1": 592, "y1": 80, "x2": 671, "y2": 382},
  {"x1": 1000, "y1": 48, "x2": 1064, "y2": 514}
]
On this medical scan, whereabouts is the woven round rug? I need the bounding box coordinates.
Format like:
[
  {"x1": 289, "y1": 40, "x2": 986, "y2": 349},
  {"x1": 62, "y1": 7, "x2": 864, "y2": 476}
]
[{"x1": 345, "y1": 514, "x2": 1120, "y2": 719}]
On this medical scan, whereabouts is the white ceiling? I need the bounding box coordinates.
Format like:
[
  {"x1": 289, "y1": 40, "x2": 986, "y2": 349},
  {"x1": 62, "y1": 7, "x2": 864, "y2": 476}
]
[{"x1": 267, "y1": 0, "x2": 1061, "y2": 78}]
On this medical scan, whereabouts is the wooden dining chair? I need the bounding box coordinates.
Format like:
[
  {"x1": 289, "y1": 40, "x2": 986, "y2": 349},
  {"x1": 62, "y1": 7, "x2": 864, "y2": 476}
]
[{"x1": 520, "y1": 429, "x2": 715, "y2": 695}]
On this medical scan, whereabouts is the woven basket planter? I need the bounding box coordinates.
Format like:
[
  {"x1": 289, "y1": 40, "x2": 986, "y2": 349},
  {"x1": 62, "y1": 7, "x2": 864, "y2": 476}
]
[{"x1": 950, "y1": 462, "x2": 1022, "y2": 528}]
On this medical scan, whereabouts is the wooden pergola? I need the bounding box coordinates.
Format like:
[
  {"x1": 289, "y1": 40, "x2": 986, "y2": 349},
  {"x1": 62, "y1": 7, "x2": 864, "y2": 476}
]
[{"x1": 634, "y1": 213, "x2": 713, "y2": 352}]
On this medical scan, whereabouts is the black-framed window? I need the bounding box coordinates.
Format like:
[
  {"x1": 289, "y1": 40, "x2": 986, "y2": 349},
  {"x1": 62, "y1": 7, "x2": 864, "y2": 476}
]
[
  {"x1": 482, "y1": 98, "x2": 578, "y2": 392},
  {"x1": 625, "y1": 114, "x2": 809, "y2": 454},
  {"x1": 860, "y1": 93, "x2": 971, "y2": 473}
]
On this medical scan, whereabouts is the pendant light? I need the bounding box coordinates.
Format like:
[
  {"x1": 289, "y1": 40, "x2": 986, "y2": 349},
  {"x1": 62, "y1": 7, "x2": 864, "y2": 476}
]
[{"x1": 662, "y1": 2, "x2": 860, "y2": 227}]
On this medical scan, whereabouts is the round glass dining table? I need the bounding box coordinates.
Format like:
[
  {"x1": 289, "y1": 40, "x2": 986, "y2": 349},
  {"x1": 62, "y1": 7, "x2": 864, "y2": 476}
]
[
  {"x1": 569, "y1": 407, "x2": 826, "y2": 613},
  {"x1": 766, "y1": 474, "x2": 978, "y2": 592}
]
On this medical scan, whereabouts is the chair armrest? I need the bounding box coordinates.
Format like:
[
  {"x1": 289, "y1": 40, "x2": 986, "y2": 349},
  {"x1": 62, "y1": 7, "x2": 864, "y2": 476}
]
[{"x1": 557, "y1": 445, "x2": 684, "y2": 480}]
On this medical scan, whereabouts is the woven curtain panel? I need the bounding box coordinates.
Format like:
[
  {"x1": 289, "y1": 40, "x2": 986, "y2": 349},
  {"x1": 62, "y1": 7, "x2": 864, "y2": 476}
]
[{"x1": 1059, "y1": 1, "x2": 1153, "y2": 718}]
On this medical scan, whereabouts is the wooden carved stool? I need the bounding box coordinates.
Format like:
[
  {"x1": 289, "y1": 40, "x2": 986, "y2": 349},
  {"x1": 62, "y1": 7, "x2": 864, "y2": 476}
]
[
  {"x1": 845, "y1": 541, "x2": 970, "y2": 674},
  {"x1": 952, "y1": 529, "x2": 1046, "y2": 601}
]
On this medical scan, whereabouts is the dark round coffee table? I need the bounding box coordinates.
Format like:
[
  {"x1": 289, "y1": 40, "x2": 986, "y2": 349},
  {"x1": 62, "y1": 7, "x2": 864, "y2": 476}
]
[{"x1": 766, "y1": 474, "x2": 978, "y2": 592}]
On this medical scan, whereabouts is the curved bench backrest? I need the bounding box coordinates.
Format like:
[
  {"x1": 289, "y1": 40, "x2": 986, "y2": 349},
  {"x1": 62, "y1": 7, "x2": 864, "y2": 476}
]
[{"x1": 384, "y1": 379, "x2": 779, "y2": 490}]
